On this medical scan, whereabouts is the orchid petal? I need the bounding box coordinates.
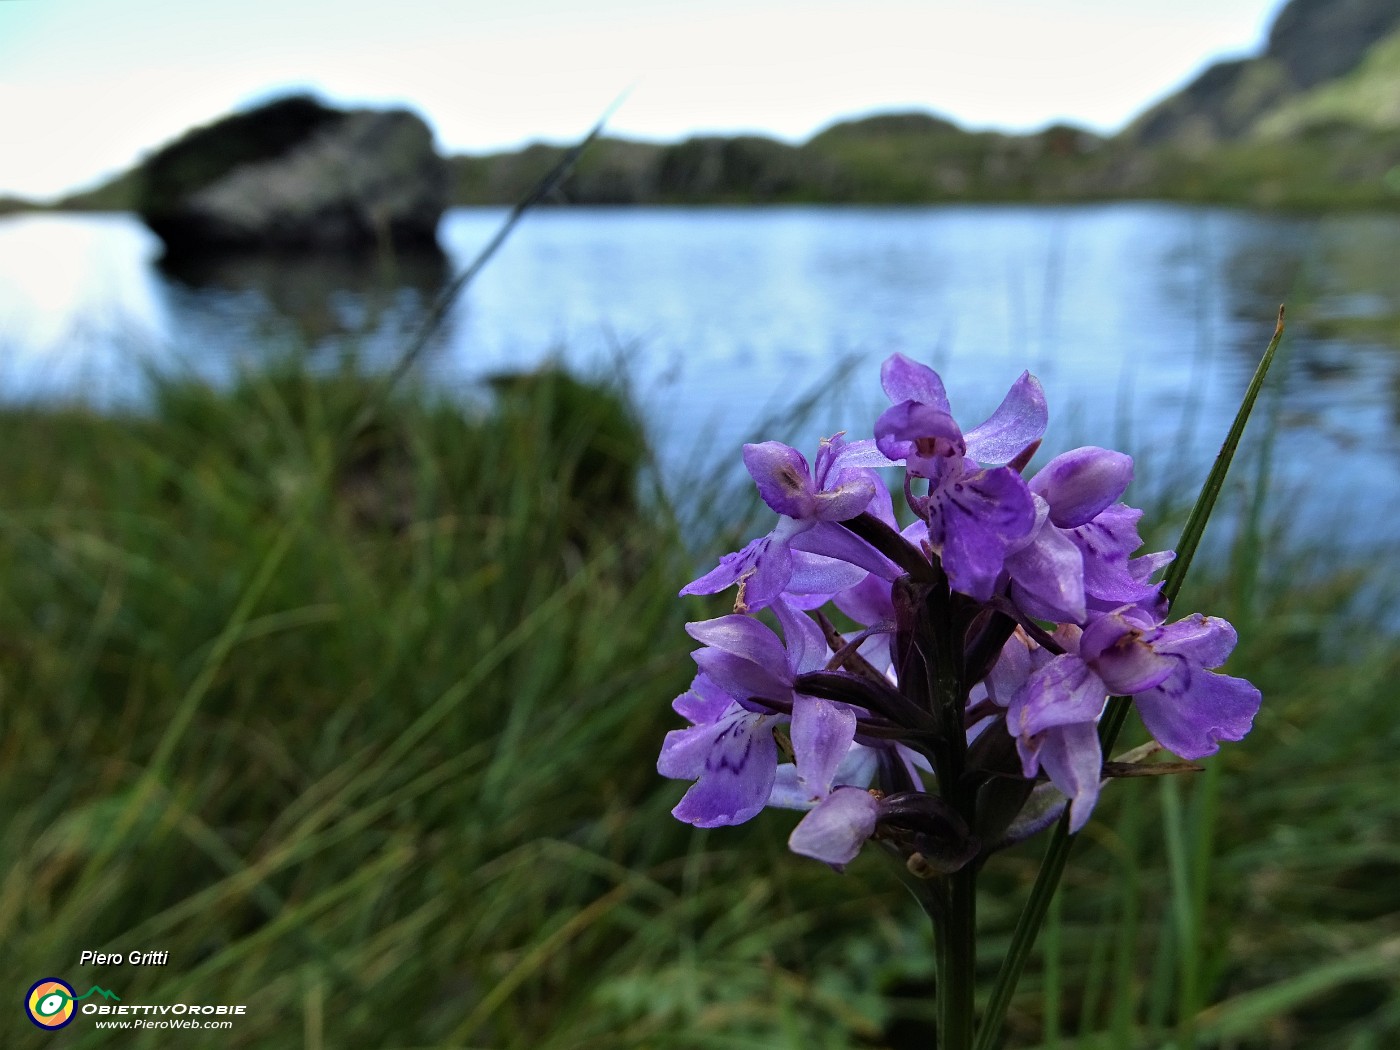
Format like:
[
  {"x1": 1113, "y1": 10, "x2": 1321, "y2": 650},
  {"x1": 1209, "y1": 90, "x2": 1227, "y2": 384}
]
[
  {"x1": 1010, "y1": 654, "x2": 1108, "y2": 739},
  {"x1": 791, "y1": 520, "x2": 902, "y2": 581},
  {"x1": 771, "y1": 599, "x2": 828, "y2": 675},
  {"x1": 874, "y1": 400, "x2": 964, "y2": 463},
  {"x1": 1069, "y1": 504, "x2": 1156, "y2": 605},
  {"x1": 767, "y1": 763, "x2": 808, "y2": 809},
  {"x1": 963, "y1": 371, "x2": 1048, "y2": 466},
  {"x1": 791, "y1": 695, "x2": 857, "y2": 800},
  {"x1": 1080, "y1": 611, "x2": 1176, "y2": 694},
  {"x1": 833, "y1": 571, "x2": 894, "y2": 628},
  {"x1": 1004, "y1": 497, "x2": 1087, "y2": 623},
  {"x1": 785, "y1": 549, "x2": 872, "y2": 600},
  {"x1": 744, "y1": 442, "x2": 815, "y2": 518},
  {"x1": 672, "y1": 673, "x2": 733, "y2": 725},
  {"x1": 929, "y1": 465, "x2": 1035, "y2": 600},
  {"x1": 686, "y1": 614, "x2": 787, "y2": 666},
  {"x1": 983, "y1": 631, "x2": 1036, "y2": 707},
  {"x1": 679, "y1": 534, "x2": 769, "y2": 597},
  {"x1": 880, "y1": 353, "x2": 950, "y2": 412},
  {"x1": 680, "y1": 527, "x2": 799, "y2": 612},
  {"x1": 832, "y1": 743, "x2": 879, "y2": 788},
  {"x1": 1029, "y1": 446, "x2": 1134, "y2": 528},
  {"x1": 1135, "y1": 664, "x2": 1261, "y2": 760},
  {"x1": 769, "y1": 742, "x2": 878, "y2": 811},
  {"x1": 788, "y1": 786, "x2": 878, "y2": 867},
  {"x1": 664, "y1": 709, "x2": 780, "y2": 828},
  {"x1": 692, "y1": 647, "x2": 790, "y2": 703},
  {"x1": 1153, "y1": 613, "x2": 1239, "y2": 670},
  {"x1": 1035, "y1": 721, "x2": 1103, "y2": 833},
  {"x1": 813, "y1": 468, "x2": 878, "y2": 520},
  {"x1": 827, "y1": 437, "x2": 899, "y2": 472}
]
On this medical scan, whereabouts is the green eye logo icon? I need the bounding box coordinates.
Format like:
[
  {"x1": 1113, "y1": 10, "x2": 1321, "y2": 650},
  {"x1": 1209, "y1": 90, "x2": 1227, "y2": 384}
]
[{"x1": 26, "y1": 979, "x2": 76, "y2": 1030}]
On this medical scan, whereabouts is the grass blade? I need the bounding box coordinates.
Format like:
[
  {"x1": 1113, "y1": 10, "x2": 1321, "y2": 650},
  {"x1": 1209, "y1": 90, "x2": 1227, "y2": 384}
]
[{"x1": 974, "y1": 306, "x2": 1287, "y2": 1050}]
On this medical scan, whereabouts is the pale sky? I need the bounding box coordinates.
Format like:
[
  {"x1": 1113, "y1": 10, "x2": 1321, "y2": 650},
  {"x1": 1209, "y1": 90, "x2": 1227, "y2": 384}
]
[{"x1": 0, "y1": 0, "x2": 1284, "y2": 199}]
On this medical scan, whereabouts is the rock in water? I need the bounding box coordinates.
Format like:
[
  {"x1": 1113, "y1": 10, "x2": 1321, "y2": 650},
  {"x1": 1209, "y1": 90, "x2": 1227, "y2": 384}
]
[{"x1": 136, "y1": 96, "x2": 448, "y2": 252}]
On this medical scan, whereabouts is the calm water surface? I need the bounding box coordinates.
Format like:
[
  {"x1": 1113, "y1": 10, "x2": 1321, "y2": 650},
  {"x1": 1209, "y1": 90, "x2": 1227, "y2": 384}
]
[{"x1": 2, "y1": 204, "x2": 1399, "y2": 552}]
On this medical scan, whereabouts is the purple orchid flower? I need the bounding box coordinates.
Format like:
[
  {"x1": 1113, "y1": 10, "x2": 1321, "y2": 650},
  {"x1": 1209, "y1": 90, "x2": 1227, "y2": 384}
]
[
  {"x1": 1006, "y1": 650, "x2": 1108, "y2": 833},
  {"x1": 661, "y1": 351, "x2": 1263, "y2": 871},
  {"x1": 658, "y1": 695, "x2": 783, "y2": 828},
  {"x1": 1007, "y1": 607, "x2": 1261, "y2": 830},
  {"x1": 789, "y1": 784, "x2": 881, "y2": 868},
  {"x1": 771, "y1": 696, "x2": 880, "y2": 867},
  {"x1": 1004, "y1": 446, "x2": 1171, "y2": 624},
  {"x1": 1079, "y1": 608, "x2": 1262, "y2": 760},
  {"x1": 681, "y1": 435, "x2": 897, "y2": 613},
  {"x1": 972, "y1": 628, "x2": 1096, "y2": 828},
  {"x1": 658, "y1": 601, "x2": 831, "y2": 827},
  {"x1": 766, "y1": 697, "x2": 940, "y2": 869},
  {"x1": 873, "y1": 354, "x2": 1046, "y2": 601},
  {"x1": 1078, "y1": 510, "x2": 1175, "y2": 622}
]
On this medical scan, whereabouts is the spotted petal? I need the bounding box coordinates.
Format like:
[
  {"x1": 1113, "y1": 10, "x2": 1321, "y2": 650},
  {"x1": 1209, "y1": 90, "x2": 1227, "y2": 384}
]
[
  {"x1": 1010, "y1": 653, "x2": 1108, "y2": 741},
  {"x1": 928, "y1": 464, "x2": 1035, "y2": 600},
  {"x1": 659, "y1": 707, "x2": 780, "y2": 827},
  {"x1": 744, "y1": 442, "x2": 817, "y2": 518}
]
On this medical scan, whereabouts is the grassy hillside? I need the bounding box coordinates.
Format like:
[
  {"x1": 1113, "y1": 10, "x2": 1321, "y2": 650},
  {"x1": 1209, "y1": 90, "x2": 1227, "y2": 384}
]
[
  {"x1": 447, "y1": 119, "x2": 1110, "y2": 206},
  {"x1": 1256, "y1": 26, "x2": 1400, "y2": 136}
]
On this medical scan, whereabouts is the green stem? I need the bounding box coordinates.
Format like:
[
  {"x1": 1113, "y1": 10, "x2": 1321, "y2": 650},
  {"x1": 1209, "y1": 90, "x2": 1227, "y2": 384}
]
[
  {"x1": 924, "y1": 564, "x2": 979, "y2": 1050},
  {"x1": 940, "y1": 863, "x2": 978, "y2": 1050},
  {"x1": 971, "y1": 308, "x2": 1285, "y2": 1050}
]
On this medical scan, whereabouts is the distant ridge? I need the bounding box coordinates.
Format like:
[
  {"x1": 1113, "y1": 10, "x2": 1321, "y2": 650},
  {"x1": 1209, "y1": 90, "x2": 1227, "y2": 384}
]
[{"x1": 20, "y1": 0, "x2": 1400, "y2": 214}]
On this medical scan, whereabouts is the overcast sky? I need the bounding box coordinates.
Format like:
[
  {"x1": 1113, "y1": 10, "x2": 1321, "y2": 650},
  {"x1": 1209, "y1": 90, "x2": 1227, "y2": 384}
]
[{"x1": 0, "y1": 0, "x2": 1284, "y2": 199}]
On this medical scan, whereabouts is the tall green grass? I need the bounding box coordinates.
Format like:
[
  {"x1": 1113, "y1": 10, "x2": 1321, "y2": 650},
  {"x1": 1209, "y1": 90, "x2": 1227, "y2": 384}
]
[{"x1": 1, "y1": 361, "x2": 1397, "y2": 1048}]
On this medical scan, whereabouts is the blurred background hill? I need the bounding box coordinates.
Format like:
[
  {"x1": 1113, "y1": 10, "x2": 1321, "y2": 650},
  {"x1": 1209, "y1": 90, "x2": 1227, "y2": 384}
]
[{"x1": 7, "y1": 0, "x2": 1398, "y2": 214}]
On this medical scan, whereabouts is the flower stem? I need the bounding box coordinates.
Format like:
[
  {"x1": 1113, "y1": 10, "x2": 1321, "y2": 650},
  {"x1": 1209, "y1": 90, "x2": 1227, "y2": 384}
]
[
  {"x1": 939, "y1": 863, "x2": 978, "y2": 1050},
  {"x1": 923, "y1": 563, "x2": 979, "y2": 1050}
]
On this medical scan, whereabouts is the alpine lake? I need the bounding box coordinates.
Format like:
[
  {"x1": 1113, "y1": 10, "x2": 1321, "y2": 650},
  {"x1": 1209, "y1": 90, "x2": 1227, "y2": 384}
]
[{"x1": 3, "y1": 203, "x2": 1399, "y2": 555}]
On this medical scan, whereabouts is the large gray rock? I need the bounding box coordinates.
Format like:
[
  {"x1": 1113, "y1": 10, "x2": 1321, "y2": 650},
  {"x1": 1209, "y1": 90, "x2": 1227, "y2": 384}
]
[{"x1": 137, "y1": 96, "x2": 448, "y2": 252}]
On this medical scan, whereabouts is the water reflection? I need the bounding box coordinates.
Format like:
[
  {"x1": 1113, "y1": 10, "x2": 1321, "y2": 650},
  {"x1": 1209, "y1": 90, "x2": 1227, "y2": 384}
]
[{"x1": 154, "y1": 244, "x2": 451, "y2": 372}]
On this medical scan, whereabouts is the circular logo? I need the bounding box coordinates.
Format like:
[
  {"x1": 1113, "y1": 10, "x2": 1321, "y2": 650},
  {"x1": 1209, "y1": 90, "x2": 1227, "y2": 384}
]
[{"x1": 26, "y1": 978, "x2": 76, "y2": 1030}]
